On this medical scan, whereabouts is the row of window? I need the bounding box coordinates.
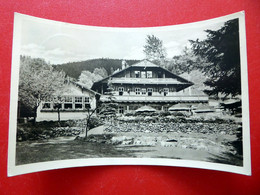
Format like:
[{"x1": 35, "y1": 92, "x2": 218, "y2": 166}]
[
  {"x1": 42, "y1": 96, "x2": 90, "y2": 110},
  {"x1": 134, "y1": 71, "x2": 153, "y2": 78},
  {"x1": 114, "y1": 86, "x2": 176, "y2": 93},
  {"x1": 133, "y1": 70, "x2": 164, "y2": 78},
  {"x1": 118, "y1": 87, "x2": 169, "y2": 96},
  {"x1": 63, "y1": 96, "x2": 89, "y2": 103}
]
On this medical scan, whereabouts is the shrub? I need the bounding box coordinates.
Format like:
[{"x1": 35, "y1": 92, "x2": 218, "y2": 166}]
[
  {"x1": 124, "y1": 112, "x2": 135, "y2": 116},
  {"x1": 170, "y1": 111, "x2": 186, "y2": 117},
  {"x1": 159, "y1": 111, "x2": 171, "y2": 117},
  {"x1": 17, "y1": 123, "x2": 46, "y2": 141},
  {"x1": 89, "y1": 116, "x2": 104, "y2": 129},
  {"x1": 134, "y1": 111, "x2": 159, "y2": 117}
]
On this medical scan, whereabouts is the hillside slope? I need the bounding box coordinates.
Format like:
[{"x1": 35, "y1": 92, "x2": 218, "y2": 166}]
[{"x1": 53, "y1": 58, "x2": 139, "y2": 79}]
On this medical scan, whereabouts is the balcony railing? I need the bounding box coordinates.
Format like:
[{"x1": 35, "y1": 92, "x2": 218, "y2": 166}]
[
  {"x1": 110, "y1": 77, "x2": 188, "y2": 85},
  {"x1": 100, "y1": 94, "x2": 208, "y2": 103}
]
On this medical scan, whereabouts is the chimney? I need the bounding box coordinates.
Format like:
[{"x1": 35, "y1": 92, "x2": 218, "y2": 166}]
[{"x1": 122, "y1": 60, "x2": 126, "y2": 69}]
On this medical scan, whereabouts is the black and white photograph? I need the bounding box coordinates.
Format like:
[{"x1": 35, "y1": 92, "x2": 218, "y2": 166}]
[{"x1": 8, "y1": 12, "x2": 251, "y2": 176}]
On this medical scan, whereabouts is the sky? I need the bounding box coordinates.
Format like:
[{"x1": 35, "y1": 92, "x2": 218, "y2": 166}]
[{"x1": 19, "y1": 14, "x2": 228, "y2": 65}]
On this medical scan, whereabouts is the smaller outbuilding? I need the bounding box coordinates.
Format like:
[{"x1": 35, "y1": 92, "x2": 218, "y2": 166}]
[{"x1": 36, "y1": 82, "x2": 99, "y2": 122}]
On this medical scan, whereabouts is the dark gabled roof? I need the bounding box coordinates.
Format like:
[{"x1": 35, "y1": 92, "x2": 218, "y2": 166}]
[{"x1": 91, "y1": 60, "x2": 193, "y2": 89}]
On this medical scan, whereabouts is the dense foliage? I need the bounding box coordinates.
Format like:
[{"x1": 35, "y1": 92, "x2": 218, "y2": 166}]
[
  {"x1": 143, "y1": 35, "x2": 167, "y2": 65},
  {"x1": 19, "y1": 56, "x2": 66, "y2": 121},
  {"x1": 190, "y1": 19, "x2": 241, "y2": 97},
  {"x1": 78, "y1": 70, "x2": 105, "y2": 88},
  {"x1": 166, "y1": 47, "x2": 207, "y2": 75}
]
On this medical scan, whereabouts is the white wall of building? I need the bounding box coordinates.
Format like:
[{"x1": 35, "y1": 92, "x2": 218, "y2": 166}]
[
  {"x1": 36, "y1": 111, "x2": 89, "y2": 122},
  {"x1": 36, "y1": 83, "x2": 97, "y2": 122}
]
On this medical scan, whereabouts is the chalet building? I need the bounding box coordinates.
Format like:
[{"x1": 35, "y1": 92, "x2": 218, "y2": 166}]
[
  {"x1": 91, "y1": 60, "x2": 208, "y2": 114},
  {"x1": 36, "y1": 82, "x2": 98, "y2": 122}
]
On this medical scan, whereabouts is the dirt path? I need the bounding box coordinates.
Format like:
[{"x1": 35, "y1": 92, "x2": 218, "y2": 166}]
[{"x1": 88, "y1": 125, "x2": 106, "y2": 135}]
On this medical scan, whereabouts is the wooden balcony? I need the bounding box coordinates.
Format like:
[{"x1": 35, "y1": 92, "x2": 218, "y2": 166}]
[
  {"x1": 100, "y1": 94, "x2": 208, "y2": 103},
  {"x1": 110, "y1": 77, "x2": 189, "y2": 85}
]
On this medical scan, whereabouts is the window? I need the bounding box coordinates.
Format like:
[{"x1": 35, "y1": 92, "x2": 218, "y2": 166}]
[
  {"x1": 84, "y1": 97, "x2": 90, "y2": 109},
  {"x1": 135, "y1": 71, "x2": 140, "y2": 78},
  {"x1": 75, "y1": 104, "x2": 83, "y2": 109},
  {"x1": 64, "y1": 103, "x2": 73, "y2": 109},
  {"x1": 64, "y1": 96, "x2": 73, "y2": 109},
  {"x1": 84, "y1": 97, "x2": 90, "y2": 103},
  {"x1": 53, "y1": 103, "x2": 62, "y2": 110},
  {"x1": 147, "y1": 71, "x2": 152, "y2": 78},
  {"x1": 135, "y1": 88, "x2": 141, "y2": 95},
  {"x1": 147, "y1": 88, "x2": 153, "y2": 96},
  {"x1": 65, "y1": 96, "x2": 72, "y2": 102},
  {"x1": 141, "y1": 71, "x2": 146, "y2": 78},
  {"x1": 42, "y1": 103, "x2": 51, "y2": 109},
  {"x1": 75, "y1": 97, "x2": 83, "y2": 109},
  {"x1": 119, "y1": 106, "x2": 124, "y2": 114},
  {"x1": 163, "y1": 88, "x2": 169, "y2": 96},
  {"x1": 142, "y1": 88, "x2": 146, "y2": 95},
  {"x1": 118, "y1": 87, "x2": 124, "y2": 96},
  {"x1": 75, "y1": 97, "x2": 82, "y2": 103}
]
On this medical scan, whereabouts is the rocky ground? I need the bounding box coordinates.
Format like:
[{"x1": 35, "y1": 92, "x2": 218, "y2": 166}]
[
  {"x1": 104, "y1": 121, "x2": 239, "y2": 135},
  {"x1": 17, "y1": 126, "x2": 83, "y2": 141},
  {"x1": 87, "y1": 122, "x2": 241, "y2": 154},
  {"x1": 16, "y1": 114, "x2": 243, "y2": 166},
  {"x1": 84, "y1": 116, "x2": 243, "y2": 165}
]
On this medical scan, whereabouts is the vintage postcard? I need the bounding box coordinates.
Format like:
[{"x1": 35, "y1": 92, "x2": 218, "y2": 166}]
[{"x1": 8, "y1": 12, "x2": 251, "y2": 176}]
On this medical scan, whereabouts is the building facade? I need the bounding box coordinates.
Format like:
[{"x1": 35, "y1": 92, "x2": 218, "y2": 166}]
[
  {"x1": 92, "y1": 60, "x2": 208, "y2": 114},
  {"x1": 36, "y1": 82, "x2": 98, "y2": 122}
]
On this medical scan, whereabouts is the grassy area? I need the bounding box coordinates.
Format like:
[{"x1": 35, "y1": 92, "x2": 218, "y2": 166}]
[
  {"x1": 16, "y1": 138, "x2": 140, "y2": 165},
  {"x1": 16, "y1": 137, "x2": 212, "y2": 165},
  {"x1": 16, "y1": 129, "x2": 242, "y2": 166}
]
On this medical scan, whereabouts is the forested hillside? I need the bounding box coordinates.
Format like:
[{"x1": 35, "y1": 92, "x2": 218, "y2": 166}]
[{"x1": 53, "y1": 58, "x2": 139, "y2": 79}]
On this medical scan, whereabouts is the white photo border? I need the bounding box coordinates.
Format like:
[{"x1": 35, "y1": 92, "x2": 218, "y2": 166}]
[{"x1": 8, "y1": 11, "x2": 251, "y2": 176}]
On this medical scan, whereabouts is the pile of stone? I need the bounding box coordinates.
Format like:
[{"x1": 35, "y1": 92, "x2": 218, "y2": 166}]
[
  {"x1": 86, "y1": 133, "x2": 236, "y2": 155},
  {"x1": 49, "y1": 127, "x2": 83, "y2": 137},
  {"x1": 17, "y1": 127, "x2": 83, "y2": 141},
  {"x1": 104, "y1": 121, "x2": 241, "y2": 136}
]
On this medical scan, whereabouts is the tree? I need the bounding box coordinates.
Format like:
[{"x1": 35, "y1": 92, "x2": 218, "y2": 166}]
[
  {"x1": 98, "y1": 79, "x2": 118, "y2": 120},
  {"x1": 143, "y1": 35, "x2": 167, "y2": 65},
  {"x1": 167, "y1": 46, "x2": 207, "y2": 75},
  {"x1": 110, "y1": 67, "x2": 115, "y2": 75},
  {"x1": 190, "y1": 19, "x2": 241, "y2": 97},
  {"x1": 84, "y1": 94, "x2": 100, "y2": 139},
  {"x1": 78, "y1": 70, "x2": 103, "y2": 88},
  {"x1": 53, "y1": 96, "x2": 64, "y2": 125},
  {"x1": 19, "y1": 56, "x2": 66, "y2": 123},
  {"x1": 78, "y1": 71, "x2": 95, "y2": 88},
  {"x1": 93, "y1": 67, "x2": 108, "y2": 78}
]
